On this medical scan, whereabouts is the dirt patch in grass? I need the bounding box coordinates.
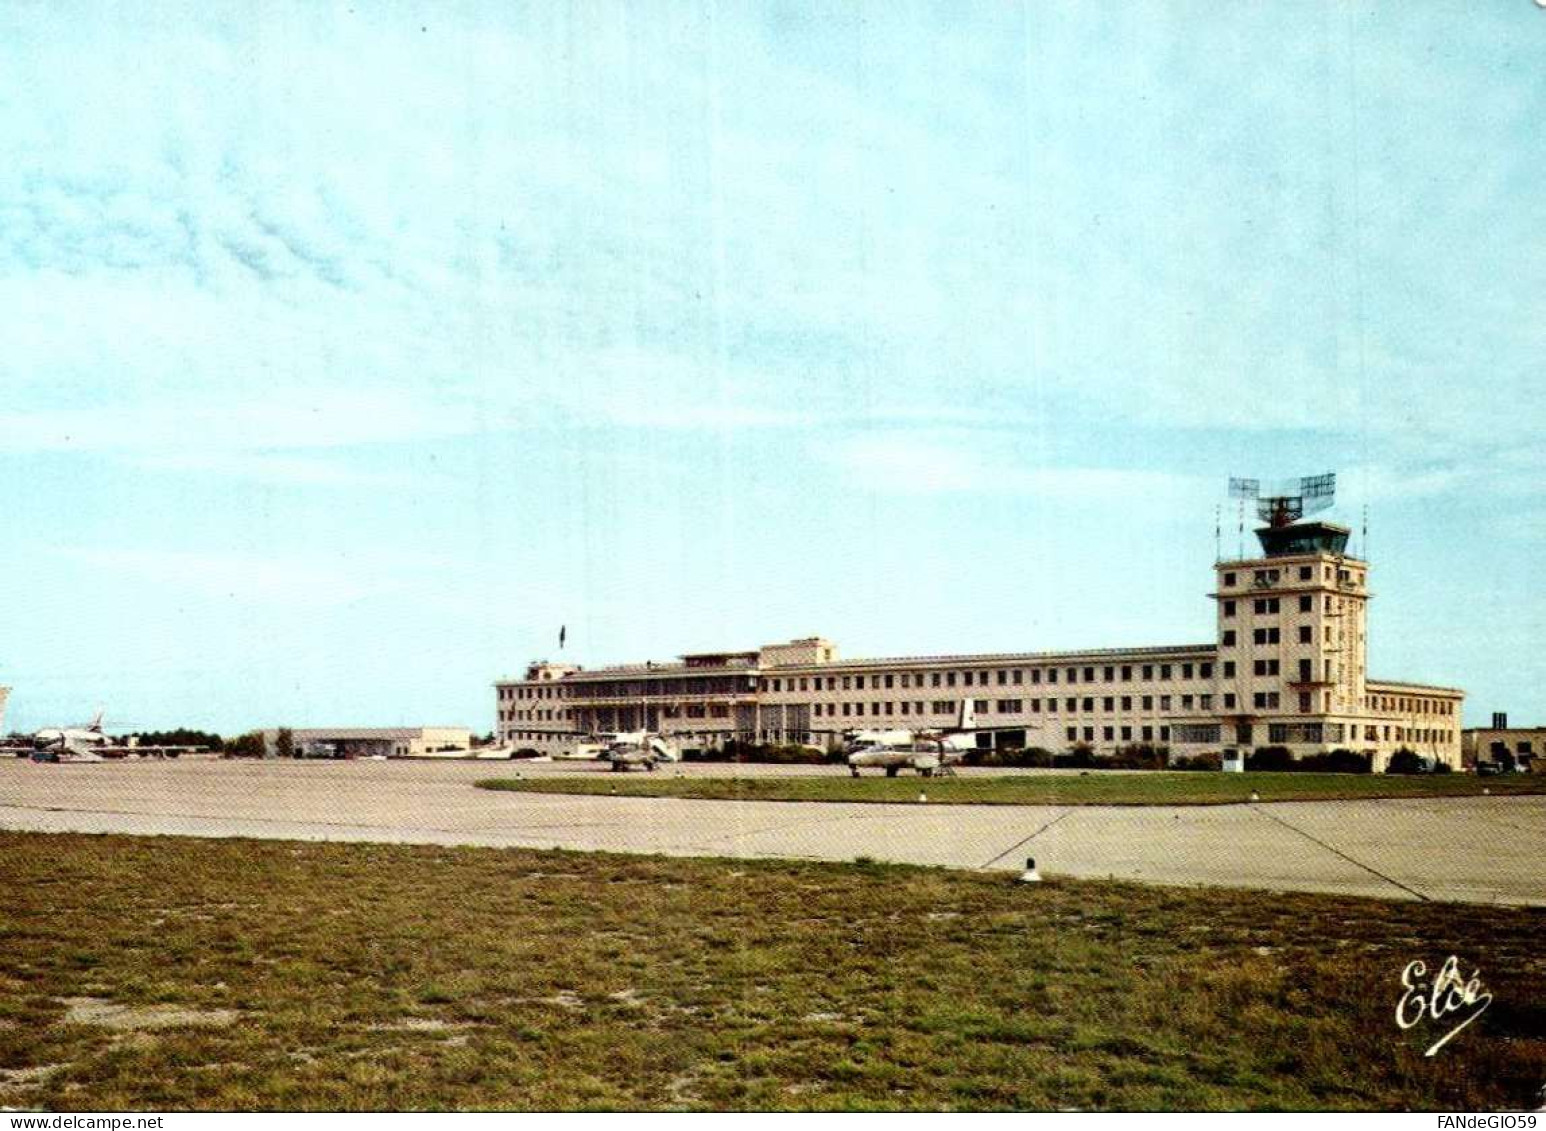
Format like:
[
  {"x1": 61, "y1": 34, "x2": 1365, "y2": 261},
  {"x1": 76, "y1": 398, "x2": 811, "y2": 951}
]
[
  {"x1": 366, "y1": 1018, "x2": 472, "y2": 1033},
  {"x1": 0, "y1": 831, "x2": 1542, "y2": 1111},
  {"x1": 0, "y1": 1063, "x2": 67, "y2": 1086},
  {"x1": 61, "y1": 998, "x2": 240, "y2": 1032},
  {"x1": 476, "y1": 771, "x2": 1546, "y2": 806}
]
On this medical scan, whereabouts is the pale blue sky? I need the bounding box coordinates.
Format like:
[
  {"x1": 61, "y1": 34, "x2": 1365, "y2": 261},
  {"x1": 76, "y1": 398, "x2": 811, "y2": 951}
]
[{"x1": 1, "y1": 1, "x2": 1542, "y2": 734}]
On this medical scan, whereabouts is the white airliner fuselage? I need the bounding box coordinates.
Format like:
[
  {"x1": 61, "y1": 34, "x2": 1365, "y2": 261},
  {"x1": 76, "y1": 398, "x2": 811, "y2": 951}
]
[{"x1": 31, "y1": 712, "x2": 110, "y2": 761}]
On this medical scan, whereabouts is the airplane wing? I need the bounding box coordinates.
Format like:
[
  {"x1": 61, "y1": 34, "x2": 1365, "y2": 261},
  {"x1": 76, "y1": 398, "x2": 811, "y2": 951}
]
[{"x1": 957, "y1": 724, "x2": 1048, "y2": 735}]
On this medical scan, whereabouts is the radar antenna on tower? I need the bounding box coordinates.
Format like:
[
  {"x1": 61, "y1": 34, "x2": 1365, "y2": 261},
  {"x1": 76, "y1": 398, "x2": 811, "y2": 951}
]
[
  {"x1": 1227, "y1": 472, "x2": 1347, "y2": 559},
  {"x1": 1228, "y1": 472, "x2": 1336, "y2": 529}
]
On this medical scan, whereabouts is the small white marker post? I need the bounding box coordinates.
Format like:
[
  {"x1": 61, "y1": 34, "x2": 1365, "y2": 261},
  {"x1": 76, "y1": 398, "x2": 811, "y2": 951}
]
[
  {"x1": 918, "y1": 791, "x2": 927, "y2": 803},
  {"x1": 1249, "y1": 791, "x2": 1260, "y2": 802},
  {"x1": 1019, "y1": 857, "x2": 1042, "y2": 883}
]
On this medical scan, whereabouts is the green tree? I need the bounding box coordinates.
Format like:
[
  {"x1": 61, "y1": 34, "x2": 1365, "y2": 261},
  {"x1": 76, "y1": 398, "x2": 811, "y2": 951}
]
[
  {"x1": 225, "y1": 731, "x2": 266, "y2": 759},
  {"x1": 130, "y1": 729, "x2": 224, "y2": 752},
  {"x1": 275, "y1": 728, "x2": 296, "y2": 759}
]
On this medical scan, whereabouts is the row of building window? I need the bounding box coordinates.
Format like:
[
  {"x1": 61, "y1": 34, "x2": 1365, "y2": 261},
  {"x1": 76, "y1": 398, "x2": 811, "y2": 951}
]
[
  {"x1": 503, "y1": 709, "x2": 570, "y2": 722},
  {"x1": 1216, "y1": 659, "x2": 1338, "y2": 684},
  {"x1": 1363, "y1": 694, "x2": 1456, "y2": 716},
  {"x1": 763, "y1": 660, "x2": 1213, "y2": 695},
  {"x1": 1220, "y1": 564, "x2": 1358, "y2": 589},
  {"x1": 1221, "y1": 594, "x2": 1335, "y2": 618},
  {"x1": 506, "y1": 688, "x2": 1403, "y2": 725},
  {"x1": 503, "y1": 718, "x2": 1456, "y2": 746},
  {"x1": 665, "y1": 705, "x2": 731, "y2": 719},
  {"x1": 505, "y1": 679, "x2": 1455, "y2": 725},
  {"x1": 1067, "y1": 725, "x2": 1172, "y2": 743},
  {"x1": 542, "y1": 692, "x2": 1431, "y2": 723},
  {"x1": 1222, "y1": 625, "x2": 1329, "y2": 646},
  {"x1": 502, "y1": 685, "x2": 565, "y2": 701},
  {"x1": 803, "y1": 693, "x2": 1222, "y2": 719}
]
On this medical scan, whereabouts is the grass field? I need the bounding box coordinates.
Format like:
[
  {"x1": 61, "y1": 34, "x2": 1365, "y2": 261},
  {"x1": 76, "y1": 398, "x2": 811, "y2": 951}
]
[
  {"x1": 476, "y1": 770, "x2": 1546, "y2": 806},
  {"x1": 1, "y1": 833, "x2": 1542, "y2": 1111}
]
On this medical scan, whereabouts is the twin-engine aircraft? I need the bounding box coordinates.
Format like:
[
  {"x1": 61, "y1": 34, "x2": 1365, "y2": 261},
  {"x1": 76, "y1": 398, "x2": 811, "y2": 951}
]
[
  {"x1": 838, "y1": 700, "x2": 1036, "y2": 778},
  {"x1": 526, "y1": 728, "x2": 712, "y2": 770},
  {"x1": 600, "y1": 731, "x2": 684, "y2": 771}
]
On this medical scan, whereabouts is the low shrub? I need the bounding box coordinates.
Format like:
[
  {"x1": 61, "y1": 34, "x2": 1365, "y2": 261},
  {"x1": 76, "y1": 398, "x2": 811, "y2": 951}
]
[
  {"x1": 1246, "y1": 746, "x2": 1294, "y2": 772},
  {"x1": 750, "y1": 743, "x2": 833, "y2": 765},
  {"x1": 697, "y1": 740, "x2": 832, "y2": 764},
  {"x1": 972, "y1": 746, "x2": 1055, "y2": 768},
  {"x1": 1385, "y1": 748, "x2": 1427, "y2": 775},
  {"x1": 1054, "y1": 742, "x2": 1097, "y2": 769},
  {"x1": 1170, "y1": 751, "x2": 1222, "y2": 772},
  {"x1": 1295, "y1": 749, "x2": 1371, "y2": 774},
  {"x1": 1106, "y1": 743, "x2": 1169, "y2": 770}
]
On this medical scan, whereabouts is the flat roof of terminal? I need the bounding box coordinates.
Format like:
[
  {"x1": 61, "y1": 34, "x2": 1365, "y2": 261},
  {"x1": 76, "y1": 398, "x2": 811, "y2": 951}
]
[
  {"x1": 1365, "y1": 678, "x2": 1467, "y2": 696},
  {"x1": 499, "y1": 642, "x2": 1218, "y2": 683}
]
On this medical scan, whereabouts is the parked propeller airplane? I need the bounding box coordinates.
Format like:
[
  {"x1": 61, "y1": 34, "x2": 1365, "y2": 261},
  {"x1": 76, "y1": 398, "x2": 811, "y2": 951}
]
[
  {"x1": 601, "y1": 731, "x2": 684, "y2": 771},
  {"x1": 837, "y1": 700, "x2": 1039, "y2": 778},
  {"x1": 514, "y1": 727, "x2": 741, "y2": 770}
]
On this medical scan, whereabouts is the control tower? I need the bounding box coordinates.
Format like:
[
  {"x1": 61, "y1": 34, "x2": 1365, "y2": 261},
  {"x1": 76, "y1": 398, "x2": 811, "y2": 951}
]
[{"x1": 1212, "y1": 473, "x2": 1369, "y2": 755}]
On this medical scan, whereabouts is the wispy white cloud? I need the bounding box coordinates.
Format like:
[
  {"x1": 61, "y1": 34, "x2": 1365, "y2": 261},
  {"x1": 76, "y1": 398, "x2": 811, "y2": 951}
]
[
  {"x1": 828, "y1": 430, "x2": 1201, "y2": 502},
  {"x1": 0, "y1": 386, "x2": 484, "y2": 456},
  {"x1": 128, "y1": 451, "x2": 420, "y2": 488},
  {"x1": 55, "y1": 546, "x2": 456, "y2": 608},
  {"x1": 4, "y1": 3, "x2": 1539, "y2": 461}
]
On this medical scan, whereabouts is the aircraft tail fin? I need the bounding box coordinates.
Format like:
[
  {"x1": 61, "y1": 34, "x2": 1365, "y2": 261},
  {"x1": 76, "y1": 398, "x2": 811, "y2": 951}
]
[
  {"x1": 88, "y1": 709, "x2": 105, "y2": 733},
  {"x1": 957, "y1": 699, "x2": 976, "y2": 731}
]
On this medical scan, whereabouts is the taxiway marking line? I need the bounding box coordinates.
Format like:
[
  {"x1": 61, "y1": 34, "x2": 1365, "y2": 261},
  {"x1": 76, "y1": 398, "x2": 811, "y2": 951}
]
[
  {"x1": 977, "y1": 809, "x2": 1074, "y2": 870},
  {"x1": 1246, "y1": 803, "x2": 1431, "y2": 902}
]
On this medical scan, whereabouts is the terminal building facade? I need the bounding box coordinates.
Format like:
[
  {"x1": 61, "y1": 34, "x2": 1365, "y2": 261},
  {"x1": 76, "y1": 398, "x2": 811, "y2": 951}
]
[{"x1": 495, "y1": 519, "x2": 1464, "y2": 770}]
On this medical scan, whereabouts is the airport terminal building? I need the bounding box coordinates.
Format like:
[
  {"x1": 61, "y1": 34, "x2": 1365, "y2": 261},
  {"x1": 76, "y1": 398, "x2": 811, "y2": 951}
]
[{"x1": 495, "y1": 519, "x2": 1464, "y2": 771}]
